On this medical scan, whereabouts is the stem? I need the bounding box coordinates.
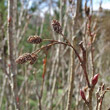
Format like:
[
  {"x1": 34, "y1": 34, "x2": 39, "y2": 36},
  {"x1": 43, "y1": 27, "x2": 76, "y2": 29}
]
[
  {"x1": 91, "y1": 44, "x2": 95, "y2": 77},
  {"x1": 79, "y1": 42, "x2": 90, "y2": 87},
  {"x1": 33, "y1": 40, "x2": 83, "y2": 64},
  {"x1": 88, "y1": 88, "x2": 93, "y2": 110},
  {"x1": 32, "y1": 38, "x2": 91, "y2": 108},
  {"x1": 66, "y1": 38, "x2": 75, "y2": 110},
  {"x1": 34, "y1": 39, "x2": 91, "y2": 87}
]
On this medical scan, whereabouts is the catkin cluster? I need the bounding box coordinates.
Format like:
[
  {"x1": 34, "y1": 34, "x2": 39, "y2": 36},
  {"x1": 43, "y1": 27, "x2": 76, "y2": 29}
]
[{"x1": 16, "y1": 53, "x2": 37, "y2": 64}]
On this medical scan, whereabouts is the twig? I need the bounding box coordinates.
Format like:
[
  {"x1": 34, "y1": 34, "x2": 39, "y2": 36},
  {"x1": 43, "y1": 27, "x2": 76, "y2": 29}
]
[{"x1": 79, "y1": 41, "x2": 90, "y2": 87}]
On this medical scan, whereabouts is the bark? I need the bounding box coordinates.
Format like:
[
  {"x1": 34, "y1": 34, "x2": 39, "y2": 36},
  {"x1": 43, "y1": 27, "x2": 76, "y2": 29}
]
[
  {"x1": 7, "y1": 0, "x2": 20, "y2": 109},
  {"x1": 76, "y1": 0, "x2": 82, "y2": 18},
  {"x1": 8, "y1": 0, "x2": 15, "y2": 76}
]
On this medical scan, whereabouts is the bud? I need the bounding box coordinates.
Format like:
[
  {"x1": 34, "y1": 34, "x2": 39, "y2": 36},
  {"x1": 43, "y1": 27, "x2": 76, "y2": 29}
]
[
  {"x1": 85, "y1": 7, "x2": 90, "y2": 17},
  {"x1": 16, "y1": 96, "x2": 19, "y2": 103},
  {"x1": 8, "y1": 17, "x2": 11, "y2": 22},
  {"x1": 80, "y1": 89, "x2": 86, "y2": 101},
  {"x1": 52, "y1": 20, "x2": 62, "y2": 34},
  {"x1": 27, "y1": 36, "x2": 42, "y2": 44},
  {"x1": 102, "y1": 83, "x2": 105, "y2": 91},
  {"x1": 85, "y1": 2, "x2": 90, "y2": 17},
  {"x1": 92, "y1": 74, "x2": 99, "y2": 86}
]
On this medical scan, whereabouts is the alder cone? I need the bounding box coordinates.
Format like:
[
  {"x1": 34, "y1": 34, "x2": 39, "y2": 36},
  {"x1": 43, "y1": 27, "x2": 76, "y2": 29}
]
[
  {"x1": 27, "y1": 36, "x2": 42, "y2": 44},
  {"x1": 52, "y1": 20, "x2": 62, "y2": 34}
]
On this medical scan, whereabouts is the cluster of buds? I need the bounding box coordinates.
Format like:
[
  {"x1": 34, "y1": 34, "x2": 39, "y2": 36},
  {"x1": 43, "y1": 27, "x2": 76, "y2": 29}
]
[
  {"x1": 80, "y1": 74, "x2": 99, "y2": 103},
  {"x1": 52, "y1": 20, "x2": 62, "y2": 34},
  {"x1": 27, "y1": 36, "x2": 42, "y2": 44},
  {"x1": 16, "y1": 53, "x2": 37, "y2": 65},
  {"x1": 96, "y1": 83, "x2": 110, "y2": 109}
]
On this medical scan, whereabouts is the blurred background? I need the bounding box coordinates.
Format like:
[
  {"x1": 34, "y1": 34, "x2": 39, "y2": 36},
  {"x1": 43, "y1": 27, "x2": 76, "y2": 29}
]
[{"x1": 0, "y1": 0, "x2": 110, "y2": 110}]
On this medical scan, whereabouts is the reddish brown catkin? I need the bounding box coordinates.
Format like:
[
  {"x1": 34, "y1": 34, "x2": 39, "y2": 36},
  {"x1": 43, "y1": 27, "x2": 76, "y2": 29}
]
[
  {"x1": 27, "y1": 36, "x2": 42, "y2": 44},
  {"x1": 52, "y1": 19, "x2": 62, "y2": 34},
  {"x1": 16, "y1": 53, "x2": 37, "y2": 64}
]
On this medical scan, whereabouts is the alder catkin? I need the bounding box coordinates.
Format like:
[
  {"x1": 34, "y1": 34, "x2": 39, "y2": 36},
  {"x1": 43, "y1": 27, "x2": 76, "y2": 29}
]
[
  {"x1": 27, "y1": 36, "x2": 42, "y2": 44},
  {"x1": 52, "y1": 20, "x2": 62, "y2": 34},
  {"x1": 16, "y1": 53, "x2": 32, "y2": 64},
  {"x1": 16, "y1": 53, "x2": 37, "y2": 65}
]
